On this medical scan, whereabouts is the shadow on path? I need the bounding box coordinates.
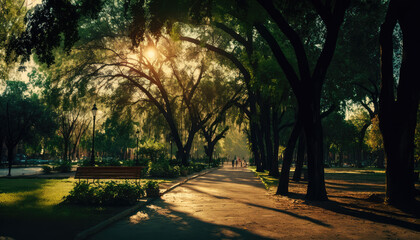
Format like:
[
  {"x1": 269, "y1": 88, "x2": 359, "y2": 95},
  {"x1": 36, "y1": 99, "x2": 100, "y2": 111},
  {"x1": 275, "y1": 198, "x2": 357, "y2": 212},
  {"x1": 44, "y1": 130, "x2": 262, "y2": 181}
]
[
  {"x1": 91, "y1": 200, "x2": 274, "y2": 240},
  {"x1": 285, "y1": 192, "x2": 420, "y2": 232},
  {"x1": 183, "y1": 184, "x2": 331, "y2": 228}
]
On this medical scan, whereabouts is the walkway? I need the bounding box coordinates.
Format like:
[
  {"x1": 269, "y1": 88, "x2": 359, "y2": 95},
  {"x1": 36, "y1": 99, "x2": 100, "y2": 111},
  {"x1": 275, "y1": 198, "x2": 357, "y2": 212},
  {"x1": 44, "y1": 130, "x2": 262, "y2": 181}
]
[
  {"x1": 89, "y1": 166, "x2": 420, "y2": 240},
  {"x1": 0, "y1": 167, "x2": 42, "y2": 177}
]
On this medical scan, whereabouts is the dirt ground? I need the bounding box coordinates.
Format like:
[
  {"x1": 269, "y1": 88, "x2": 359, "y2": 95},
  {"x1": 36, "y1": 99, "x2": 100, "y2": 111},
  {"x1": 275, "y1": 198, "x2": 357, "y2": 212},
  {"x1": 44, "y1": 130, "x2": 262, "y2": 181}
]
[
  {"x1": 90, "y1": 166, "x2": 420, "y2": 240},
  {"x1": 269, "y1": 169, "x2": 420, "y2": 239}
]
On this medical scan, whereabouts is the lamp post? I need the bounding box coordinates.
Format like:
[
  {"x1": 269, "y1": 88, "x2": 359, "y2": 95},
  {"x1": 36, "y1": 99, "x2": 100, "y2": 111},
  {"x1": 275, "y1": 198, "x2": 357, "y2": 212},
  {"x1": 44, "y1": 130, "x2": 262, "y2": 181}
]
[
  {"x1": 136, "y1": 130, "x2": 140, "y2": 166},
  {"x1": 90, "y1": 104, "x2": 98, "y2": 166}
]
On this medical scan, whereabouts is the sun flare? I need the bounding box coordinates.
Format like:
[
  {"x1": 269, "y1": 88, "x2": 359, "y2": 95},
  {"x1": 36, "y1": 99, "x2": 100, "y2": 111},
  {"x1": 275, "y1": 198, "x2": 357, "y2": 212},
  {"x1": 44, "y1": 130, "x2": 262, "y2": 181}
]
[{"x1": 144, "y1": 46, "x2": 157, "y2": 61}]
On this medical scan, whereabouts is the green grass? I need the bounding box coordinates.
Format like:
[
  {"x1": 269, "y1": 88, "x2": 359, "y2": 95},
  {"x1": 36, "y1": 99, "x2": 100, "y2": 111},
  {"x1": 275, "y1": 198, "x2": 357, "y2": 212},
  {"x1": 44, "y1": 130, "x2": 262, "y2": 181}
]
[
  {"x1": 248, "y1": 166, "x2": 279, "y2": 189},
  {"x1": 248, "y1": 166, "x2": 388, "y2": 189},
  {"x1": 0, "y1": 178, "x2": 173, "y2": 240}
]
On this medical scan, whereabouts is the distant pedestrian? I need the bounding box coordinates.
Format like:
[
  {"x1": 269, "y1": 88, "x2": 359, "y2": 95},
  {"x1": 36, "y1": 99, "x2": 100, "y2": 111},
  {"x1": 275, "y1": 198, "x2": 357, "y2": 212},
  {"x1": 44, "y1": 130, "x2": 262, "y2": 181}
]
[
  {"x1": 235, "y1": 158, "x2": 238, "y2": 167},
  {"x1": 232, "y1": 159, "x2": 235, "y2": 168}
]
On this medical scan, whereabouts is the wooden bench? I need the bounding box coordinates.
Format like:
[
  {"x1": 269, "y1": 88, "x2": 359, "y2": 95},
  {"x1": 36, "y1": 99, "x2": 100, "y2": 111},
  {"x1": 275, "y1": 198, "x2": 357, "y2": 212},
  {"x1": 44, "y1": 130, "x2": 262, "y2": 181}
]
[{"x1": 75, "y1": 166, "x2": 145, "y2": 182}]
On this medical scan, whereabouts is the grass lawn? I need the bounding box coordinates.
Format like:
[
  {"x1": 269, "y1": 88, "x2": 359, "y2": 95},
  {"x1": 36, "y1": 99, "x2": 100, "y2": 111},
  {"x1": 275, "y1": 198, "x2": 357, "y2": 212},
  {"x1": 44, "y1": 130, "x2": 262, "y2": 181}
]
[
  {"x1": 249, "y1": 166, "x2": 387, "y2": 189},
  {"x1": 0, "y1": 178, "x2": 171, "y2": 240}
]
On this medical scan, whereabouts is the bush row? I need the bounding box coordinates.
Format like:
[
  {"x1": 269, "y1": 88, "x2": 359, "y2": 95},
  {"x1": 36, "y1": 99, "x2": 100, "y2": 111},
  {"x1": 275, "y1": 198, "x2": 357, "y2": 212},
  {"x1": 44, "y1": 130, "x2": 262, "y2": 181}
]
[{"x1": 63, "y1": 180, "x2": 158, "y2": 206}]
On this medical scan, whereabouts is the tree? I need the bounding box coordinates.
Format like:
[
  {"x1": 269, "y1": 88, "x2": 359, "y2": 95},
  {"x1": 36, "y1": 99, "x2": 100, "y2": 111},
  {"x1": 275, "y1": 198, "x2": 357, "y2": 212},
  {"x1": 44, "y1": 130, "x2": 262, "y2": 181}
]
[
  {"x1": 95, "y1": 108, "x2": 136, "y2": 160},
  {"x1": 0, "y1": 0, "x2": 26, "y2": 82},
  {"x1": 192, "y1": 75, "x2": 241, "y2": 165},
  {"x1": 378, "y1": 0, "x2": 420, "y2": 206},
  {"x1": 0, "y1": 81, "x2": 56, "y2": 176},
  {"x1": 255, "y1": 0, "x2": 350, "y2": 200}
]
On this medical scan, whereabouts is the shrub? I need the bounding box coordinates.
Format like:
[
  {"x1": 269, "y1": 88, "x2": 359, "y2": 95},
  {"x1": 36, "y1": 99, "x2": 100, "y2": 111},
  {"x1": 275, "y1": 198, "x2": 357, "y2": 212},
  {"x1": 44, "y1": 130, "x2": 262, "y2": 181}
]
[
  {"x1": 139, "y1": 140, "x2": 166, "y2": 162},
  {"x1": 168, "y1": 165, "x2": 181, "y2": 178},
  {"x1": 144, "y1": 180, "x2": 159, "y2": 190},
  {"x1": 42, "y1": 165, "x2": 52, "y2": 174},
  {"x1": 147, "y1": 160, "x2": 182, "y2": 178},
  {"x1": 63, "y1": 181, "x2": 144, "y2": 206},
  {"x1": 147, "y1": 160, "x2": 169, "y2": 178},
  {"x1": 145, "y1": 180, "x2": 160, "y2": 198},
  {"x1": 180, "y1": 166, "x2": 189, "y2": 176},
  {"x1": 55, "y1": 162, "x2": 71, "y2": 173},
  {"x1": 101, "y1": 157, "x2": 123, "y2": 166},
  {"x1": 63, "y1": 181, "x2": 98, "y2": 205},
  {"x1": 191, "y1": 162, "x2": 206, "y2": 172},
  {"x1": 98, "y1": 181, "x2": 144, "y2": 205}
]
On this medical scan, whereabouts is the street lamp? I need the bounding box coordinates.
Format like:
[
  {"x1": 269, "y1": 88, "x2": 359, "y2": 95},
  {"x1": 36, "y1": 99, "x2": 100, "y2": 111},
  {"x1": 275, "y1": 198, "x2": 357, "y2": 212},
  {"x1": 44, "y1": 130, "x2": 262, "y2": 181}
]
[
  {"x1": 90, "y1": 104, "x2": 98, "y2": 166},
  {"x1": 136, "y1": 130, "x2": 140, "y2": 166}
]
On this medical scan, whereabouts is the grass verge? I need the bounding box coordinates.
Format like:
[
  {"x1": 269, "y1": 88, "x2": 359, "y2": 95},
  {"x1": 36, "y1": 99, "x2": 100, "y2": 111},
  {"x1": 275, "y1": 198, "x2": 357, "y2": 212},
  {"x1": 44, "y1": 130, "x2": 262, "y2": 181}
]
[
  {"x1": 248, "y1": 166, "x2": 279, "y2": 189},
  {"x1": 0, "y1": 178, "x2": 172, "y2": 240}
]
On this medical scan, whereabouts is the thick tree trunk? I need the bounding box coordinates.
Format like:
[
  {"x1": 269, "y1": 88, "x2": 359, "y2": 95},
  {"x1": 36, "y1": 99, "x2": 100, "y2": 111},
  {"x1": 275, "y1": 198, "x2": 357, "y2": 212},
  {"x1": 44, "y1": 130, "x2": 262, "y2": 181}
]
[
  {"x1": 293, "y1": 132, "x2": 305, "y2": 182},
  {"x1": 379, "y1": 0, "x2": 419, "y2": 206},
  {"x1": 250, "y1": 123, "x2": 263, "y2": 171},
  {"x1": 204, "y1": 143, "x2": 215, "y2": 166},
  {"x1": 276, "y1": 119, "x2": 302, "y2": 195},
  {"x1": 249, "y1": 95, "x2": 264, "y2": 172},
  {"x1": 302, "y1": 99, "x2": 328, "y2": 201}
]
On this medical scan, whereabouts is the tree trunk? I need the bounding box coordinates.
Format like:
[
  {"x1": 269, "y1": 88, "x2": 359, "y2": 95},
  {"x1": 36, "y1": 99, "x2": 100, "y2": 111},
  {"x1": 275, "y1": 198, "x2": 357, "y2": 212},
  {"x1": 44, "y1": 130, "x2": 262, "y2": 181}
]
[
  {"x1": 357, "y1": 123, "x2": 370, "y2": 168},
  {"x1": 379, "y1": 0, "x2": 419, "y2": 206},
  {"x1": 276, "y1": 119, "x2": 302, "y2": 195},
  {"x1": 257, "y1": 120, "x2": 267, "y2": 170},
  {"x1": 261, "y1": 104, "x2": 277, "y2": 177},
  {"x1": 338, "y1": 151, "x2": 344, "y2": 167},
  {"x1": 205, "y1": 143, "x2": 215, "y2": 167},
  {"x1": 272, "y1": 106, "x2": 280, "y2": 177},
  {"x1": 302, "y1": 99, "x2": 328, "y2": 201},
  {"x1": 293, "y1": 132, "x2": 305, "y2": 182},
  {"x1": 63, "y1": 138, "x2": 69, "y2": 163},
  {"x1": 6, "y1": 144, "x2": 15, "y2": 177}
]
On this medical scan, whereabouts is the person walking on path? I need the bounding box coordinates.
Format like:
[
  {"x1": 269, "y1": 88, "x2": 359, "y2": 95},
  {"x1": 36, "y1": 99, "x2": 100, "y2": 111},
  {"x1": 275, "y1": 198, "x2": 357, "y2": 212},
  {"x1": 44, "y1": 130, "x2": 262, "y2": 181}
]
[{"x1": 232, "y1": 158, "x2": 235, "y2": 168}]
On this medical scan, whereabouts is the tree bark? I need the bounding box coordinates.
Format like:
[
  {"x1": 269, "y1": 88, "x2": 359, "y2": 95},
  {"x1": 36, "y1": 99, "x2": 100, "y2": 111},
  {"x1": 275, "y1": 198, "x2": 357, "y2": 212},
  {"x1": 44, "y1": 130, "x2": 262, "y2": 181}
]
[
  {"x1": 379, "y1": 0, "x2": 420, "y2": 206},
  {"x1": 293, "y1": 132, "x2": 305, "y2": 181},
  {"x1": 302, "y1": 97, "x2": 328, "y2": 200},
  {"x1": 276, "y1": 118, "x2": 302, "y2": 195},
  {"x1": 6, "y1": 144, "x2": 15, "y2": 177}
]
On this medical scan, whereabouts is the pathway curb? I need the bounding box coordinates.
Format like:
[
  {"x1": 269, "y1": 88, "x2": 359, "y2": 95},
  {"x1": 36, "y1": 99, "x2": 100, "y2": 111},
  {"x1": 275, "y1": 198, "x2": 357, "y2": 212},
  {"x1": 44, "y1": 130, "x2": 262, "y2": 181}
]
[{"x1": 74, "y1": 167, "x2": 220, "y2": 240}]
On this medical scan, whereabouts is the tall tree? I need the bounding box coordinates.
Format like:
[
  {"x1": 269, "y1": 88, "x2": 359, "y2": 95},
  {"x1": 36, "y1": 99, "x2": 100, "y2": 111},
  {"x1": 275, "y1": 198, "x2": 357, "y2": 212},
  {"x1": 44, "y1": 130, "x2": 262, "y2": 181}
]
[
  {"x1": 255, "y1": 0, "x2": 350, "y2": 200},
  {"x1": 379, "y1": 0, "x2": 420, "y2": 206},
  {"x1": 0, "y1": 81, "x2": 56, "y2": 176}
]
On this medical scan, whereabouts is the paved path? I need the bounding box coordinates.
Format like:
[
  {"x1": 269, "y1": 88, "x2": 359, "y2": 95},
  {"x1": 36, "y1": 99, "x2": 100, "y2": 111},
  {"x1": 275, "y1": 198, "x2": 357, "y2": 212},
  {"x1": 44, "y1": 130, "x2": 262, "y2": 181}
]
[
  {"x1": 0, "y1": 167, "x2": 42, "y2": 177},
  {"x1": 89, "y1": 166, "x2": 420, "y2": 240}
]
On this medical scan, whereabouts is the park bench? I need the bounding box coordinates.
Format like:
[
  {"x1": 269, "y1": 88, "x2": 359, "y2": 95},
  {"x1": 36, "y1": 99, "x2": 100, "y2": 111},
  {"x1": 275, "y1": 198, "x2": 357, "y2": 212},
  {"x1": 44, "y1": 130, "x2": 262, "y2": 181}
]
[{"x1": 74, "y1": 166, "x2": 145, "y2": 182}]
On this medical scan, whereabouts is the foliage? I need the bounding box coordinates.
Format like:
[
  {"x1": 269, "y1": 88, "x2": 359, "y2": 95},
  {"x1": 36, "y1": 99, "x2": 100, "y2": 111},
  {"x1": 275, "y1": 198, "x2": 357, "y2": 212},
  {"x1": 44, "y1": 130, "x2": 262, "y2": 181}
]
[
  {"x1": 55, "y1": 162, "x2": 72, "y2": 173},
  {"x1": 98, "y1": 157, "x2": 123, "y2": 166},
  {"x1": 366, "y1": 115, "x2": 383, "y2": 152},
  {"x1": 139, "y1": 139, "x2": 167, "y2": 162},
  {"x1": 147, "y1": 160, "x2": 180, "y2": 178},
  {"x1": 0, "y1": 80, "x2": 57, "y2": 174},
  {"x1": 144, "y1": 180, "x2": 160, "y2": 198},
  {"x1": 0, "y1": 0, "x2": 26, "y2": 82},
  {"x1": 42, "y1": 165, "x2": 52, "y2": 174},
  {"x1": 144, "y1": 180, "x2": 159, "y2": 190},
  {"x1": 63, "y1": 180, "x2": 144, "y2": 206},
  {"x1": 95, "y1": 109, "x2": 136, "y2": 160}
]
